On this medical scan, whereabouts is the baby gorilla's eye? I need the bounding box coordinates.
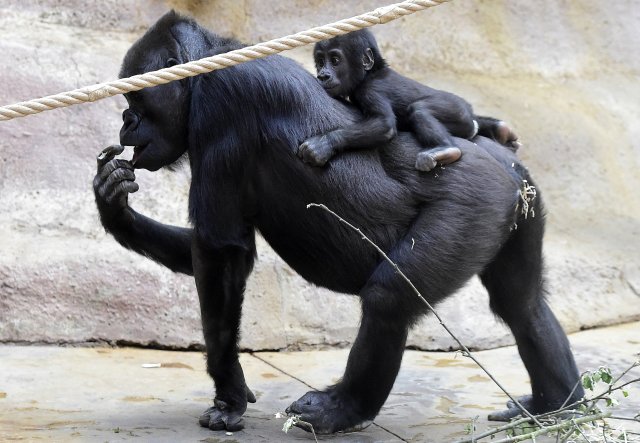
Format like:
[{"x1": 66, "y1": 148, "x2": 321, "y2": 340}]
[
  {"x1": 331, "y1": 56, "x2": 340, "y2": 66},
  {"x1": 316, "y1": 59, "x2": 324, "y2": 68}
]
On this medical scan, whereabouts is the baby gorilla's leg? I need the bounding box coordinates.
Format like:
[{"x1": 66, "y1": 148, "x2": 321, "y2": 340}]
[{"x1": 407, "y1": 101, "x2": 463, "y2": 172}]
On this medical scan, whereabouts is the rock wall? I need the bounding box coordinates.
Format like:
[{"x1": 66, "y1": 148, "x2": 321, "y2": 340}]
[{"x1": 0, "y1": 0, "x2": 638, "y2": 350}]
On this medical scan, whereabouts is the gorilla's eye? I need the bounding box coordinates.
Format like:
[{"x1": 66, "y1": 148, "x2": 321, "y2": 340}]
[
  {"x1": 166, "y1": 58, "x2": 180, "y2": 67},
  {"x1": 316, "y1": 58, "x2": 324, "y2": 68},
  {"x1": 331, "y1": 56, "x2": 340, "y2": 66}
]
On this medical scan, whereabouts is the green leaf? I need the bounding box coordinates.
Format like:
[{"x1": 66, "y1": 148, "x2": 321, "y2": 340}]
[
  {"x1": 599, "y1": 367, "x2": 613, "y2": 384},
  {"x1": 582, "y1": 374, "x2": 594, "y2": 391},
  {"x1": 622, "y1": 390, "x2": 629, "y2": 398}
]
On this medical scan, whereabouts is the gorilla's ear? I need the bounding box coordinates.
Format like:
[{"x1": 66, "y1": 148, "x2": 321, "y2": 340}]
[
  {"x1": 169, "y1": 19, "x2": 203, "y2": 61},
  {"x1": 363, "y1": 48, "x2": 375, "y2": 71}
]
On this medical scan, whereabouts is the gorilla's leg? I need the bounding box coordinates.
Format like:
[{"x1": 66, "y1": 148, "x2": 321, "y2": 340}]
[
  {"x1": 287, "y1": 206, "x2": 486, "y2": 434},
  {"x1": 480, "y1": 216, "x2": 583, "y2": 421},
  {"x1": 193, "y1": 239, "x2": 257, "y2": 431},
  {"x1": 286, "y1": 284, "x2": 413, "y2": 434}
]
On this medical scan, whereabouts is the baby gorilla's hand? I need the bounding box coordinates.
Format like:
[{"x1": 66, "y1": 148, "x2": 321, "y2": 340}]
[{"x1": 297, "y1": 135, "x2": 337, "y2": 167}]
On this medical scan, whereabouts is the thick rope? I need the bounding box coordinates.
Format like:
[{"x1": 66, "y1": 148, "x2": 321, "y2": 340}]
[{"x1": 0, "y1": 0, "x2": 450, "y2": 122}]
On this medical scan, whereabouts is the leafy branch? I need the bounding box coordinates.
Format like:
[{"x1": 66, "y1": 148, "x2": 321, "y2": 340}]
[{"x1": 457, "y1": 359, "x2": 640, "y2": 442}]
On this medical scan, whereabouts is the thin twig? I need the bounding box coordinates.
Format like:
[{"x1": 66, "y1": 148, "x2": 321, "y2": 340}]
[
  {"x1": 602, "y1": 419, "x2": 610, "y2": 443},
  {"x1": 588, "y1": 361, "x2": 640, "y2": 412},
  {"x1": 611, "y1": 360, "x2": 639, "y2": 386},
  {"x1": 487, "y1": 413, "x2": 610, "y2": 443},
  {"x1": 471, "y1": 415, "x2": 478, "y2": 442},
  {"x1": 609, "y1": 415, "x2": 640, "y2": 422},
  {"x1": 560, "y1": 371, "x2": 587, "y2": 409},
  {"x1": 461, "y1": 416, "x2": 537, "y2": 443},
  {"x1": 307, "y1": 203, "x2": 544, "y2": 427},
  {"x1": 574, "y1": 423, "x2": 592, "y2": 443}
]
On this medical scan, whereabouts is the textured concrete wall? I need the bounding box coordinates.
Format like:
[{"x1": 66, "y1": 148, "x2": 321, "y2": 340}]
[{"x1": 0, "y1": 0, "x2": 638, "y2": 351}]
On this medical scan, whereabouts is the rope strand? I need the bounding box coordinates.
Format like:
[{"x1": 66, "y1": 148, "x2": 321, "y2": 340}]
[{"x1": 0, "y1": 0, "x2": 450, "y2": 122}]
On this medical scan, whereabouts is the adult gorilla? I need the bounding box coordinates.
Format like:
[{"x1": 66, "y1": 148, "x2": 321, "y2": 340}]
[{"x1": 93, "y1": 11, "x2": 583, "y2": 434}]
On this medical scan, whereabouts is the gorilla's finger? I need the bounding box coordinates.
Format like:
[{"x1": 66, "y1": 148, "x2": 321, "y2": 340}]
[
  {"x1": 97, "y1": 145, "x2": 124, "y2": 167},
  {"x1": 101, "y1": 168, "x2": 136, "y2": 196},
  {"x1": 106, "y1": 181, "x2": 139, "y2": 205},
  {"x1": 99, "y1": 158, "x2": 134, "y2": 181},
  {"x1": 97, "y1": 167, "x2": 135, "y2": 199}
]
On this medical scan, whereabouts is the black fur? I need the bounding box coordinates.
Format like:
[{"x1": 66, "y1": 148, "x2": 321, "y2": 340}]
[{"x1": 93, "y1": 12, "x2": 583, "y2": 434}]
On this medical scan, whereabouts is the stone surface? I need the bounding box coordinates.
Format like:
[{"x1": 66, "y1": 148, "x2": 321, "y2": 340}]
[
  {"x1": 0, "y1": 1, "x2": 639, "y2": 350},
  {"x1": 0, "y1": 322, "x2": 639, "y2": 442}
]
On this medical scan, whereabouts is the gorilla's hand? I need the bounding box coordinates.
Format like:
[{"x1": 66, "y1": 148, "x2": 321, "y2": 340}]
[
  {"x1": 93, "y1": 145, "x2": 139, "y2": 229},
  {"x1": 297, "y1": 134, "x2": 337, "y2": 167}
]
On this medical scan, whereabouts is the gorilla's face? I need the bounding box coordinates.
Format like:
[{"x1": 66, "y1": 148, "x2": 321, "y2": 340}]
[{"x1": 118, "y1": 18, "x2": 191, "y2": 171}]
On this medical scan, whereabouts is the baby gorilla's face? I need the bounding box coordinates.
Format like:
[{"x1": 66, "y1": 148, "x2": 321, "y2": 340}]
[{"x1": 314, "y1": 47, "x2": 360, "y2": 98}]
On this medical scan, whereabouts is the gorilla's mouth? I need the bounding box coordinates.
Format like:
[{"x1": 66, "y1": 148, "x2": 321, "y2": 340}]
[
  {"x1": 131, "y1": 144, "x2": 148, "y2": 165},
  {"x1": 322, "y1": 83, "x2": 340, "y2": 92},
  {"x1": 322, "y1": 83, "x2": 343, "y2": 98}
]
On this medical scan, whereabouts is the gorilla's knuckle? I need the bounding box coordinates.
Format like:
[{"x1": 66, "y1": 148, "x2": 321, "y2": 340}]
[
  {"x1": 126, "y1": 182, "x2": 140, "y2": 193},
  {"x1": 97, "y1": 181, "x2": 110, "y2": 197}
]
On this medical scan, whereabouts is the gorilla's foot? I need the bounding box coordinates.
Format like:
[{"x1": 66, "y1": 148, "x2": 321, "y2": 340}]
[
  {"x1": 286, "y1": 390, "x2": 373, "y2": 434},
  {"x1": 488, "y1": 395, "x2": 536, "y2": 422},
  {"x1": 199, "y1": 388, "x2": 256, "y2": 431},
  {"x1": 199, "y1": 399, "x2": 246, "y2": 431}
]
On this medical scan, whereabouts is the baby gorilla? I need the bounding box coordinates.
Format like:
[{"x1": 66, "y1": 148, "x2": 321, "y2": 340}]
[{"x1": 298, "y1": 29, "x2": 519, "y2": 170}]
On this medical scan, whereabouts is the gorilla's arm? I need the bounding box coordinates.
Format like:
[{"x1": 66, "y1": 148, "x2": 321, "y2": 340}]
[
  {"x1": 297, "y1": 89, "x2": 397, "y2": 167},
  {"x1": 93, "y1": 145, "x2": 193, "y2": 275}
]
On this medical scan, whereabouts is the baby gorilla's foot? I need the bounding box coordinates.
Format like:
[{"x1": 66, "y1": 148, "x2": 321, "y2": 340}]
[
  {"x1": 495, "y1": 122, "x2": 521, "y2": 152},
  {"x1": 415, "y1": 146, "x2": 462, "y2": 172}
]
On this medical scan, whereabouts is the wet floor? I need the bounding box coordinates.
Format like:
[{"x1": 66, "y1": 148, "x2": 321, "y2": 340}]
[{"x1": 0, "y1": 322, "x2": 638, "y2": 442}]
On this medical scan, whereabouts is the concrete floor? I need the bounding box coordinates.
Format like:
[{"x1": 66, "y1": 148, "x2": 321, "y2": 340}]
[{"x1": 0, "y1": 322, "x2": 638, "y2": 442}]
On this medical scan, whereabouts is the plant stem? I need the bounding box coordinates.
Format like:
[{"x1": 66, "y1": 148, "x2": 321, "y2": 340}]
[
  {"x1": 462, "y1": 370, "x2": 640, "y2": 443},
  {"x1": 487, "y1": 413, "x2": 610, "y2": 443}
]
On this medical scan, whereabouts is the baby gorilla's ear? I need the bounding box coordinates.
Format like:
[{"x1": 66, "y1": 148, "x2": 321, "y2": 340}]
[{"x1": 363, "y1": 48, "x2": 374, "y2": 71}]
